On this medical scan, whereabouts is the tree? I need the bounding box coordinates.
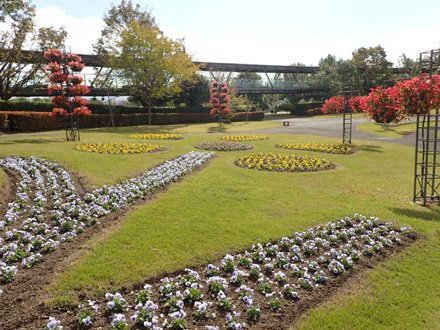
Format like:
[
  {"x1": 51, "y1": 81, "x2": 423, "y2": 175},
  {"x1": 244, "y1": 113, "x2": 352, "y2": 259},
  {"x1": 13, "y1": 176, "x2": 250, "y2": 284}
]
[
  {"x1": 93, "y1": 0, "x2": 157, "y2": 88},
  {"x1": 0, "y1": 0, "x2": 66, "y2": 100},
  {"x1": 397, "y1": 53, "x2": 419, "y2": 78},
  {"x1": 111, "y1": 22, "x2": 198, "y2": 124},
  {"x1": 351, "y1": 45, "x2": 393, "y2": 94},
  {"x1": 94, "y1": 0, "x2": 156, "y2": 55},
  {"x1": 173, "y1": 74, "x2": 210, "y2": 107}
]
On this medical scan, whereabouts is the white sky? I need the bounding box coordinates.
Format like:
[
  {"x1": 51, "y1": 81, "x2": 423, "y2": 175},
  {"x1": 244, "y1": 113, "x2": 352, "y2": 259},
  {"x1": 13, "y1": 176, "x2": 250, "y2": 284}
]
[{"x1": 31, "y1": 0, "x2": 440, "y2": 66}]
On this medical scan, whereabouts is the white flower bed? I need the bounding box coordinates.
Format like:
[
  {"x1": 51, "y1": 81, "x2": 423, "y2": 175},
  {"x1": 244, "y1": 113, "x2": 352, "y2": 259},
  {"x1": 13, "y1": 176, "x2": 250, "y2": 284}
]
[
  {"x1": 49, "y1": 214, "x2": 414, "y2": 329},
  {"x1": 0, "y1": 152, "x2": 213, "y2": 287}
]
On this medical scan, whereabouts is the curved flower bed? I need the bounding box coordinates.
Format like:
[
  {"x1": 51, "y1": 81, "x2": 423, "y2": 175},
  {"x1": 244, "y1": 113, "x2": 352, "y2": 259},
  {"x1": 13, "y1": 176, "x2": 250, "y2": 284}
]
[
  {"x1": 0, "y1": 152, "x2": 213, "y2": 286},
  {"x1": 196, "y1": 142, "x2": 253, "y2": 152},
  {"x1": 74, "y1": 143, "x2": 165, "y2": 154},
  {"x1": 235, "y1": 153, "x2": 334, "y2": 172},
  {"x1": 47, "y1": 214, "x2": 416, "y2": 329},
  {"x1": 277, "y1": 143, "x2": 353, "y2": 154},
  {"x1": 129, "y1": 134, "x2": 183, "y2": 140},
  {"x1": 221, "y1": 135, "x2": 268, "y2": 142}
]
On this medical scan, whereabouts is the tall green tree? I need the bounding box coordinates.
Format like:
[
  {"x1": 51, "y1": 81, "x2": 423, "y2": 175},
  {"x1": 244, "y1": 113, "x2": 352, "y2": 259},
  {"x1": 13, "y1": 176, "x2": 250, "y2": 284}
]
[
  {"x1": 0, "y1": 0, "x2": 66, "y2": 100},
  {"x1": 350, "y1": 45, "x2": 393, "y2": 94},
  {"x1": 173, "y1": 74, "x2": 210, "y2": 107},
  {"x1": 111, "y1": 22, "x2": 199, "y2": 124}
]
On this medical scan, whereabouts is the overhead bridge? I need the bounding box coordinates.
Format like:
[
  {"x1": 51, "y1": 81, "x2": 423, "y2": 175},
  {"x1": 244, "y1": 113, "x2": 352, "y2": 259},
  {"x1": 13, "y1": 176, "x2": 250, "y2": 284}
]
[{"x1": 1, "y1": 49, "x2": 411, "y2": 96}]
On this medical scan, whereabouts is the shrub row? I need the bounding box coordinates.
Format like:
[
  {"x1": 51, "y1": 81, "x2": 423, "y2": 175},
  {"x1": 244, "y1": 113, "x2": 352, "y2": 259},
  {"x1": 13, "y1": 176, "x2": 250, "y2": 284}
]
[
  {"x1": 0, "y1": 100, "x2": 258, "y2": 115},
  {"x1": 0, "y1": 111, "x2": 264, "y2": 132},
  {"x1": 291, "y1": 101, "x2": 324, "y2": 116}
]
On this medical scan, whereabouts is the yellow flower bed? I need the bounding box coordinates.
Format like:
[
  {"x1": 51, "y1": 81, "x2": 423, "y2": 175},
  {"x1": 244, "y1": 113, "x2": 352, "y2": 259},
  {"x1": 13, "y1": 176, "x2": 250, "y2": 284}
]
[
  {"x1": 129, "y1": 133, "x2": 183, "y2": 140},
  {"x1": 277, "y1": 143, "x2": 353, "y2": 154},
  {"x1": 235, "y1": 152, "x2": 334, "y2": 172},
  {"x1": 221, "y1": 135, "x2": 268, "y2": 141},
  {"x1": 74, "y1": 143, "x2": 165, "y2": 154}
]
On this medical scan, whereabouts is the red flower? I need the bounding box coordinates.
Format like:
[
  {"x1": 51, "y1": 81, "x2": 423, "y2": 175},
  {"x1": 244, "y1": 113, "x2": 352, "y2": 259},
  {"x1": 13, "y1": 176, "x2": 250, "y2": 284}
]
[
  {"x1": 68, "y1": 61, "x2": 85, "y2": 72},
  {"x1": 73, "y1": 106, "x2": 92, "y2": 116},
  {"x1": 69, "y1": 84, "x2": 90, "y2": 96},
  {"x1": 43, "y1": 49, "x2": 63, "y2": 62},
  {"x1": 321, "y1": 96, "x2": 345, "y2": 114},
  {"x1": 51, "y1": 96, "x2": 69, "y2": 107},
  {"x1": 363, "y1": 86, "x2": 402, "y2": 123},
  {"x1": 70, "y1": 75, "x2": 84, "y2": 85},
  {"x1": 51, "y1": 107, "x2": 67, "y2": 117},
  {"x1": 49, "y1": 71, "x2": 69, "y2": 83},
  {"x1": 46, "y1": 62, "x2": 61, "y2": 73},
  {"x1": 66, "y1": 53, "x2": 82, "y2": 62},
  {"x1": 48, "y1": 84, "x2": 65, "y2": 96},
  {"x1": 70, "y1": 96, "x2": 89, "y2": 108}
]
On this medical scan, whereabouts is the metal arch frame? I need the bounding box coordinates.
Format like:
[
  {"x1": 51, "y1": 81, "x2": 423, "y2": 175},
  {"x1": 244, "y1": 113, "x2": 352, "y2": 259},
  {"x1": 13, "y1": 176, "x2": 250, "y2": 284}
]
[{"x1": 413, "y1": 49, "x2": 440, "y2": 205}]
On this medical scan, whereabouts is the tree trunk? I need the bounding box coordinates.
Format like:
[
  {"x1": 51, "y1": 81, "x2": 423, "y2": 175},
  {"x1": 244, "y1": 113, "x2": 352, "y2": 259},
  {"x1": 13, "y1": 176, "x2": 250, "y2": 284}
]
[{"x1": 148, "y1": 97, "x2": 152, "y2": 126}]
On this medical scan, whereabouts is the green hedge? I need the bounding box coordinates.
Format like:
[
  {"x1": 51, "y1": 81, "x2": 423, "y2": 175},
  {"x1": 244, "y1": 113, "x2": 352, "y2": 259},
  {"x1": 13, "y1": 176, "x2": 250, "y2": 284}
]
[
  {"x1": 0, "y1": 100, "x2": 259, "y2": 114},
  {"x1": 0, "y1": 100, "x2": 214, "y2": 114},
  {"x1": 0, "y1": 111, "x2": 264, "y2": 132},
  {"x1": 290, "y1": 101, "x2": 324, "y2": 116}
]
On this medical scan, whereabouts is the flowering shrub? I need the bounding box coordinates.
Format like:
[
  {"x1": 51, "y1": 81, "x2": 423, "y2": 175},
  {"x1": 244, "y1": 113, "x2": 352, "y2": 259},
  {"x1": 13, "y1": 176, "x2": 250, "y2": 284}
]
[
  {"x1": 74, "y1": 143, "x2": 165, "y2": 154},
  {"x1": 49, "y1": 214, "x2": 416, "y2": 329},
  {"x1": 221, "y1": 135, "x2": 268, "y2": 141},
  {"x1": 321, "y1": 96, "x2": 345, "y2": 114},
  {"x1": 395, "y1": 74, "x2": 440, "y2": 115},
  {"x1": 210, "y1": 81, "x2": 231, "y2": 119},
  {"x1": 129, "y1": 133, "x2": 183, "y2": 140},
  {"x1": 347, "y1": 96, "x2": 368, "y2": 113},
  {"x1": 0, "y1": 152, "x2": 213, "y2": 285},
  {"x1": 43, "y1": 49, "x2": 91, "y2": 118},
  {"x1": 235, "y1": 152, "x2": 334, "y2": 172},
  {"x1": 363, "y1": 86, "x2": 402, "y2": 124},
  {"x1": 276, "y1": 143, "x2": 353, "y2": 154},
  {"x1": 195, "y1": 142, "x2": 253, "y2": 151}
]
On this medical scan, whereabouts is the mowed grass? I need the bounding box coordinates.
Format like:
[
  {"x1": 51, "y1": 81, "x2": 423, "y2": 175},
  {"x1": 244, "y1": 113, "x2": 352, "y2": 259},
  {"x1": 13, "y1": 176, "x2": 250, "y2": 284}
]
[
  {"x1": 358, "y1": 120, "x2": 417, "y2": 139},
  {"x1": 1, "y1": 120, "x2": 440, "y2": 329}
]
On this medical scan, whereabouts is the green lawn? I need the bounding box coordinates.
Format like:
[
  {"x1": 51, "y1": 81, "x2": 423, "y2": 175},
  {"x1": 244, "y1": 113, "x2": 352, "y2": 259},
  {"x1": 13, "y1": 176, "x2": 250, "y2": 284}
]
[
  {"x1": 1, "y1": 122, "x2": 439, "y2": 329},
  {"x1": 358, "y1": 121, "x2": 417, "y2": 139}
]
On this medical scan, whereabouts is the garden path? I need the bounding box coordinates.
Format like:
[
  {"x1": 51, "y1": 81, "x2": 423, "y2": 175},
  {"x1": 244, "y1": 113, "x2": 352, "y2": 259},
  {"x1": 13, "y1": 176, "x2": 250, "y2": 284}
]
[{"x1": 256, "y1": 116, "x2": 416, "y2": 147}]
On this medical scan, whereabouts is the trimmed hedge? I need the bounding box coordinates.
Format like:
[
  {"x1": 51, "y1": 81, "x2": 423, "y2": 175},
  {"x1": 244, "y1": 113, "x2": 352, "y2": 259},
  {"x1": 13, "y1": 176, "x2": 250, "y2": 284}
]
[
  {"x1": 291, "y1": 101, "x2": 324, "y2": 116},
  {"x1": 0, "y1": 100, "x2": 212, "y2": 114},
  {"x1": 0, "y1": 101, "x2": 258, "y2": 115},
  {"x1": 0, "y1": 111, "x2": 264, "y2": 132}
]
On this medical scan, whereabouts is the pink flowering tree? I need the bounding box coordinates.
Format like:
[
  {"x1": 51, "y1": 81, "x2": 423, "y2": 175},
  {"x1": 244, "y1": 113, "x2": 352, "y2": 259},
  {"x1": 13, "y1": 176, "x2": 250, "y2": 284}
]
[
  {"x1": 44, "y1": 48, "x2": 91, "y2": 141},
  {"x1": 210, "y1": 81, "x2": 231, "y2": 126}
]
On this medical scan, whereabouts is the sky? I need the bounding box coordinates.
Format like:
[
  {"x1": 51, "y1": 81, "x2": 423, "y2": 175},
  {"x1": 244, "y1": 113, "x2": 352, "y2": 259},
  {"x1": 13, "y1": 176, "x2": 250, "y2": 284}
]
[{"x1": 32, "y1": 0, "x2": 440, "y2": 66}]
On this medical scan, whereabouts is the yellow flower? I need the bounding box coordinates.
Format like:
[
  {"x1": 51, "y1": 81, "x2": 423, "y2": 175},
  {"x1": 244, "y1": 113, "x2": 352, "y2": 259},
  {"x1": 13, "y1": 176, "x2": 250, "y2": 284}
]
[
  {"x1": 74, "y1": 143, "x2": 165, "y2": 154},
  {"x1": 235, "y1": 152, "x2": 334, "y2": 172}
]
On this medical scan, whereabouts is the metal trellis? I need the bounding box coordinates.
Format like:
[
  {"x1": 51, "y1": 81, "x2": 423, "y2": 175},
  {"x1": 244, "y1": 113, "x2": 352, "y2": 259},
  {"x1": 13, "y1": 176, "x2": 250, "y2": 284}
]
[{"x1": 413, "y1": 49, "x2": 440, "y2": 205}]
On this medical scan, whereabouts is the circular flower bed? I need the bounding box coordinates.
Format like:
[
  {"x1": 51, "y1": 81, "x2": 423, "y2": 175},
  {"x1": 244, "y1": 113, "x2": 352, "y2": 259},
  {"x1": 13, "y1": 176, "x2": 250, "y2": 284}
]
[
  {"x1": 236, "y1": 152, "x2": 334, "y2": 172},
  {"x1": 277, "y1": 143, "x2": 353, "y2": 154},
  {"x1": 196, "y1": 141, "x2": 253, "y2": 151},
  {"x1": 129, "y1": 133, "x2": 183, "y2": 140},
  {"x1": 221, "y1": 135, "x2": 268, "y2": 141},
  {"x1": 74, "y1": 143, "x2": 165, "y2": 154}
]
